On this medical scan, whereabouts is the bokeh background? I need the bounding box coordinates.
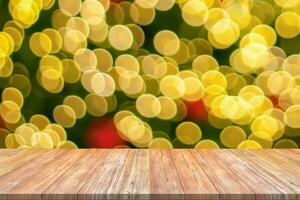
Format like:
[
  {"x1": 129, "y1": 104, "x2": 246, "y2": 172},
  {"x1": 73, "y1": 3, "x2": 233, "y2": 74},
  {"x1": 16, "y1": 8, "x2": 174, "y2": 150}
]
[{"x1": 1, "y1": 0, "x2": 300, "y2": 148}]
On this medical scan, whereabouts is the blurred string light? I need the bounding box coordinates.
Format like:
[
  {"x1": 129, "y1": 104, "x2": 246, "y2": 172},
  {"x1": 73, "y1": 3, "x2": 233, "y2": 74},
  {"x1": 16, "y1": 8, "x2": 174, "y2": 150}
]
[{"x1": 0, "y1": 0, "x2": 299, "y2": 149}]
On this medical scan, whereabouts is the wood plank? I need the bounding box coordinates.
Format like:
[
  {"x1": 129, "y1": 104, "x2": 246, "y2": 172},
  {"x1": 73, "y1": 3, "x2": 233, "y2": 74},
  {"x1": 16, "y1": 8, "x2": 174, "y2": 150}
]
[
  {"x1": 213, "y1": 150, "x2": 285, "y2": 200},
  {"x1": 289, "y1": 149, "x2": 300, "y2": 154},
  {"x1": 0, "y1": 150, "x2": 67, "y2": 199},
  {"x1": 0, "y1": 149, "x2": 46, "y2": 177},
  {"x1": 230, "y1": 150, "x2": 300, "y2": 199},
  {"x1": 170, "y1": 149, "x2": 218, "y2": 199},
  {"x1": 7, "y1": 150, "x2": 87, "y2": 200},
  {"x1": 0, "y1": 149, "x2": 20, "y2": 159},
  {"x1": 42, "y1": 149, "x2": 103, "y2": 200},
  {"x1": 0, "y1": 149, "x2": 299, "y2": 199},
  {"x1": 78, "y1": 149, "x2": 129, "y2": 200},
  {"x1": 114, "y1": 149, "x2": 150, "y2": 200},
  {"x1": 191, "y1": 149, "x2": 254, "y2": 200},
  {"x1": 150, "y1": 149, "x2": 184, "y2": 200},
  {"x1": 274, "y1": 149, "x2": 300, "y2": 163},
  {"x1": 251, "y1": 150, "x2": 300, "y2": 179}
]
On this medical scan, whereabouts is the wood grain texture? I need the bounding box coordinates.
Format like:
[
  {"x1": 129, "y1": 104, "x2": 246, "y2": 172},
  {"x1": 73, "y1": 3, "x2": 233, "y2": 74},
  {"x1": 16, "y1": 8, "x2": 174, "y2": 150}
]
[
  {"x1": 0, "y1": 150, "x2": 66, "y2": 195},
  {"x1": 8, "y1": 150, "x2": 87, "y2": 200},
  {"x1": 150, "y1": 149, "x2": 185, "y2": 199},
  {"x1": 190, "y1": 149, "x2": 254, "y2": 200},
  {"x1": 78, "y1": 149, "x2": 129, "y2": 200},
  {"x1": 212, "y1": 150, "x2": 285, "y2": 200},
  {"x1": 0, "y1": 149, "x2": 46, "y2": 177},
  {"x1": 251, "y1": 150, "x2": 300, "y2": 181},
  {"x1": 274, "y1": 149, "x2": 300, "y2": 164},
  {"x1": 42, "y1": 149, "x2": 100, "y2": 200},
  {"x1": 0, "y1": 149, "x2": 299, "y2": 200},
  {"x1": 170, "y1": 149, "x2": 218, "y2": 199},
  {"x1": 230, "y1": 150, "x2": 300, "y2": 200},
  {"x1": 0, "y1": 149, "x2": 20, "y2": 159},
  {"x1": 114, "y1": 149, "x2": 150, "y2": 200}
]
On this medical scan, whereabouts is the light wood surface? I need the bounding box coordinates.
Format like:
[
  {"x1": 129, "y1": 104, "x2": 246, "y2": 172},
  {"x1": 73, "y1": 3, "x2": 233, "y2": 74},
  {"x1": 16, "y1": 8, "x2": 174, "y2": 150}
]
[{"x1": 0, "y1": 149, "x2": 299, "y2": 200}]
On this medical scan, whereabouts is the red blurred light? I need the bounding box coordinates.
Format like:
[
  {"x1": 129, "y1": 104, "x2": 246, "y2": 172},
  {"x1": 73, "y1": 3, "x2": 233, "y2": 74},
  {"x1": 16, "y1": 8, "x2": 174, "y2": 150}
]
[
  {"x1": 85, "y1": 118, "x2": 127, "y2": 148},
  {"x1": 268, "y1": 96, "x2": 279, "y2": 108},
  {"x1": 184, "y1": 100, "x2": 208, "y2": 122}
]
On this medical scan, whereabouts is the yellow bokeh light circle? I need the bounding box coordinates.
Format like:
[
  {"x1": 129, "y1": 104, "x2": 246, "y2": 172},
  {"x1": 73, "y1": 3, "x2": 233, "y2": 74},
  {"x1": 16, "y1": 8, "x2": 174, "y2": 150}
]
[
  {"x1": 251, "y1": 115, "x2": 278, "y2": 137},
  {"x1": 223, "y1": 0, "x2": 251, "y2": 30},
  {"x1": 108, "y1": 25, "x2": 133, "y2": 51},
  {"x1": 267, "y1": 71, "x2": 295, "y2": 96},
  {"x1": 204, "y1": 7, "x2": 229, "y2": 30},
  {"x1": 93, "y1": 48, "x2": 113, "y2": 72},
  {"x1": 80, "y1": 0, "x2": 105, "y2": 22},
  {"x1": 202, "y1": 85, "x2": 227, "y2": 108},
  {"x1": 3, "y1": 27, "x2": 23, "y2": 52},
  {"x1": 142, "y1": 54, "x2": 168, "y2": 79},
  {"x1": 63, "y1": 95, "x2": 86, "y2": 119},
  {"x1": 238, "y1": 85, "x2": 264, "y2": 101},
  {"x1": 208, "y1": 19, "x2": 240, "y2": 48},
  {"x1": 118, "y1": 115, "x2": 145, "y2": 141},
  {"x1": 135, "y1": 0, "x2": 158, "y2": 9},
  {"x1": 61, "y1": 59, "x2": 81, "y2": 84},
  {"x1": 39, "y1": 55, "x2": 63, "y2": 74},
  {"x1": 58, "y1": 0, "x2": 82, "y2": 16},
  {"x1": 29, "y1": 32, "x2": 52, "y2": 57},
  {"x1": 240, "y1": 42, "x2": 269, "y2": 70},
  {"x1": 182, "y1": 0, "x2": 208, "y2": 27},
  {"x1": 53, "y1": 105, "x2": 76, "y2": 128},
  {"x1": 31, "y1": 131, "x2": 54, "y2": 149},
  {"x1": 154, "y1": 30, "x2": 180, "y2": 56},
  {"x1": 220, "y1": 126, "x2": 246, "y2": 148},
  {"x1": 282, "y1": 54, "x2": 300, "y2": 77},
  {"x1": 74, "y1": 48, "x2": 97, "y2": 71},
  {"x1": 237, "y1": 140, "x2": 262, "y2": 149},
  {"x1": 201, "y1": 70, "x2": 227, "y2": 89},
  {"x1": 0, "y1": 100, "x2": 21, "y2": 124},
  {"x1": 84, "y1": 93, "x2": 108, "y2": 117},
  {"x1": 239, "y1": 33, "x2": 267, "y2": 48},
  {"x1": 182, "y1": 77, "x2": 204, "y2": 102},
  {"x1": 274, "y1": 139, "x2": 298, "y2": 148},
  {"x1": 40, "y1": 69, "x2": 64, "y2": 94},
  {"x1": 88, "y1": 18, "x2": 108, "y2": 44},
  {"x1": 275, "y1": 12, "x2": 300, "y2": 39},
  {"x1": 249, "y1": 96, "x2": 273, "y2": 117},
  {"x1": 192, "y1": 55, "x2": 219, "y2": 74},
  {"x1": 42, "y1": 28, "x2": 63, "y2": 53},
  {"x1": 15, "y1": 124, "x2": 35, "y2": 146},
  {"x1": 130, "y1": 2, "x2": 156, "y2": 26},
  {"x1": 59, "y1": 27, "x2": 87, "y2": 54},
  {"x1": 132, "y1": 123, "x2": 153, "y2": 147},
  {"x1": 155, "y1": 0, "x2": 175, "y2": 11},
  {"x1": 2, "y1": 87, "x2": 23, "y2": 108},
  {"x1": 250, "y1": 131, "x2": 273, "y2": 148},
  {"x1": 136, "y1": 94, "x2": 161, "y2": 118},
  {"x1": 118, "y1": 70, "x2": 144, "y2": 95},
  {"x1": 157, "y1": 96, "x2": 177, "y2": 120},
  {"x1": 251, "y1": 24, "x2": 277, "y2": 47},
  {"x1": 274, "y1": 0, "x2": 300, "y2": 8},
  {"x1": 160, "y1": 75, "x2": 186, "y2": 99},
  {"x1": 0, "y1": 32, "x2": 14, "y2": 56},
  {"x1": 176, "y1": 121, "x2": 202, "y2": 145},
  {"x1": 148, "y1": 138, "x2": 173, "y2": 149},
  {"x1": 115, "y1": 54, "x2": 140, "y2": 73},
  {"x1": 30, "y1": 114, "x2": 50, "y2": 130},
  {"x1": 66, "y1": 17, "x2": 90, "y2": 38},
  {"x1": 284, "y1": 105, "x2": 300, "y2": 128},
  {"x1": 195, "y1": 139, "x2": 219, "y2": 149}
]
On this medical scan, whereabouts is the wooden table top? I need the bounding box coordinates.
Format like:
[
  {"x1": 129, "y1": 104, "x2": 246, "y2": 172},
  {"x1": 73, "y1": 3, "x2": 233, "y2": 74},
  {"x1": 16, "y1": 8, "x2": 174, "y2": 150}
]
[{"x1": 0, "y1": 149, "x2": 299, "y2": 200}]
